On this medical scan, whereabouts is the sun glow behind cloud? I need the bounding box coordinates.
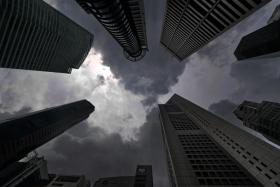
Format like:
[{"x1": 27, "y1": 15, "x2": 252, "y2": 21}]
[
  {"x1": 0, "y1": 48, "x2": 146, "y2": 141},
  {"x1": 70, "y1": 49, "x2": 147, "y2": 141}
]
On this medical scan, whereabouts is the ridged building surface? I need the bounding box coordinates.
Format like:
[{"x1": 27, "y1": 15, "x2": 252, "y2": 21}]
[
  {"x1": 160, "y1": 0, "x2": 271, "y2": 61},
  {"x1": 0, "y1": 156, "x2": 91, "y2": 187},
  {"x1": 234, "y1": 100, "x2": 280, "y2": 145},
  {"x1": 159, "y1": 94, "x2": 280, "y2": 187},
  {"x1": 0, "y1": 100, "x2": 95, "y2": 170},
  {"x1": 0, "y1": 0, "x2": 93, "y2": 73},
  {"x1": 93, "y1": 165, "x2": 153, "y2": 187},
  {"x1": 76, "y1": 0, "x2": 148, "y2": 61}
]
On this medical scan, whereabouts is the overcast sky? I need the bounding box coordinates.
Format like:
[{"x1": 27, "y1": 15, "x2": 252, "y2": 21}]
[{"x1": 1, "y1": 0, "x2": 280, "y2": 186}]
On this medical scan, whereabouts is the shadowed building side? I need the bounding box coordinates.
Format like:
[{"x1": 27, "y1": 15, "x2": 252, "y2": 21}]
[
  {"x1": 234, "y1": 100, "x2": 280, "y2": 145},
  {"x1": 75, "y1": 0, "x2": 148, "y2": 62},
  {"x1": 160, "y1": 0, "x2": 271, "y2": 61},
  {"x1": 0, "y1": 0, "x2": 93, "y2": 73},
  {"x1": 93, "y1": 165, "x2": 153, "y2": 187},
  {"x1": 159, "y1": 94, "x2": 280, "y2": 186},
  {"x1": 0, "y1": 100, "x2": 95, "y2": 170},
  {"x1": 234, "y1": 19, "x2": 280, "y2": 60},
  {"x1": 0, "y1": 156, "x2": 91, "y2": 187}
]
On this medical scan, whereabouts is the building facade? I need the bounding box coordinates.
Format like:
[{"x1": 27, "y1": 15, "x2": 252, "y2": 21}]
[
  {"x1": 234, "y1": 100, "x2": 280, "y2": 145},
  {"x1": 46, "y1": 174, "x2": 90, "y2": 187},
  {"x1": 93, "y1": 165, "x2": 153, "y2": 187},
  {"x1": 160, "y1": 0, "x2": 271, "y2": 61},
  {"x1": 75, "y1": 0, "x2": 148, "y2": 62},
  {"x1": 0, "y1": 156, "x2": 90, "y2": 187},
  {"x1": 0, "y1": 100, "x2": 95, "y2": 170},
  {"x1": 0, "y1": 156, "x2": 49, "y2": 187},
  {"x1": 159, "y1": 94, "x2": 280, "y2": 186},
  {"x1": 0, "y1": 0, "x2": 93, "y2": 73},
  {"x1": 234, "y1": 9, "x2": 280, "y2": 60}
]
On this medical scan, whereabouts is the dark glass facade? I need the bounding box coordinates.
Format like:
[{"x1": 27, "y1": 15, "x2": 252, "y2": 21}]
[
  {"x1": 160, "y1": 0, "x2": 271, "y2": 61},
  {"x1": 234, "y1": 100, "x2": 280, "y2": 145},
  {"x1": 159, "y1": 94, "x2": 280, "y2": 186},
  {"x1": 93, "y1": 165, "x2": 153, "y2": 187},
  {"x1": 234, "y1": 20, "x2": 280, "y2": 60},
  {"x1": 0, "y1": 0, "x2": 93, "y2": 73},
  {"x1": 76, "y1": 0, "x2": 148, "y2": 62},
  {"x1": 0, "y1": 100, "x2": 95, "y2": 170}
]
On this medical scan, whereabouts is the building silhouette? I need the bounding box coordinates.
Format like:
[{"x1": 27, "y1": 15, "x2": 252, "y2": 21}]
[
  {"x1": 159, "y1": 94, "x2": 280, "y2": 186},
  {"x1": 75, "y1": 0, "x2": 148, "y2": 62},
  {"x1": 93, "y1": 165, "x2": 153, "y2": 187},
  {"x1": 235, "y1": 5, "x2": 280, "y2": 60},
  {"x1": 0, "y1": 0, "x2": 93, "y2": 73},
  {"x1": 0, "y1": 156, "x2": 90, "y2": 187},
  {"x1": 160, "y1": 0, "x2": 271, "y2": 61},
  {"x1": 234, "y1": 100, "x2": 280, "y2": 145},
  {"x1": 0, "y1": 100, "x2": 95, "y2": 170},
  {"x1": 268, "y1": 4, "x2": 280, "y2": 24}
]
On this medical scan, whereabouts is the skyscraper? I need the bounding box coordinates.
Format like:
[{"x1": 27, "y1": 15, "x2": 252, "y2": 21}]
[
  {"x1": 159, "y1": 94, "x2": 280, "y2": 187},
  {"x1": 0, "y1": 156, "x2": 49, "y2": 187},
  {"x1": 0, "y1": 156, "x2": 91, "y2": 187},
  {"x1": 75, "y1": 0, "x2": 148, "y2": 62},
  {"x1": 0, "y1": 0, "x2": 93, "y2": 73},
  {"x1": 93, "y1": 165, "x2": 153, "y2": 187},
  {"x1": 0, "y1": 100, "x2": 95, "y2": 170},
  {"x1": 234, "y1": 6, "x2": 280, "y2": 60},
  {"x1": 234, "y1": 100, "x2": 280, "y2": 145},
  {"x1": 160, "y1": 0, "x2": 271, "y2": 61}
]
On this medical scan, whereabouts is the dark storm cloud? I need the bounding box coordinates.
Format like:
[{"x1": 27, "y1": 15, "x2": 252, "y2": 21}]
[
  {"x1": 208, "y1": 100, "x2": 241, "y2": 126},
  {"x1": 34, "y1": 1, "x2": 280, "y2": 187},
  {"x1": 42, "y1": 108, "x2": 169, "y2": 187},
  {"x1": 0, "y1": 106, "x2": 32, "y2": 121},
  {"x1": 230, "y1": 59, "x2": 280, "y2": 103},
  {"x1": 40, "y1": 1, "x2": 186, "y2": 185},
  {"x1": 50, "y1": 0, "x2": 187, "y2": 106}
]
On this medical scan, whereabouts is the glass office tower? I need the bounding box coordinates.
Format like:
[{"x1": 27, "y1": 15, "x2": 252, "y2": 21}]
[
  {"x1": 159, "y1": 94, "x2": 280, "y2": 186},
  {"x1": 76, "y1": 0, "x2": 148, "y2": 61},
  {"x1": 0, "y1": 100, "x2": 95, "y2": 170},
  {"x1": 160, "y1": 0, "x2": 271, "y2": 61},
  {"x1": 0, "y1": 0, "x2": 93, "y2": 73}
]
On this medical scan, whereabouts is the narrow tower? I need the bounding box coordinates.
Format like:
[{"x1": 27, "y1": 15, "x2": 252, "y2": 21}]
[
  {"x1": 75, "y1": 0, "x2": 148, "y2": 62},
  {"x1": 0, "y1": 0, "x2": 93, "y2": 73},
  {"x1": 160, "y1": 0, "x2": 271, "y2": 61},
  {"x1": 159, "y1": 94, "x2": 280, "y2": 187},
  {"x1": 0, "y1": 100, "x2": 95, "y2": 170}
]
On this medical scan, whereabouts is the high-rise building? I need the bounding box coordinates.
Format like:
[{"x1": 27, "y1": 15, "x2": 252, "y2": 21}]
[
  {"x1": 159, "y1": 94, "x2": 280, "y2": 187},
  {"x1": 234, "y1": 5, "x2": 280, "y2": 61},
  {"x1": 93, "y1": 165, "x2": 153, "y2": 187},
  {"x1": 160, "y1": 0, "x2": 271, "y2": 61},
  {"x1": 0, "y1": 0, "x2": 93, "y2": 73},
  {"x1": 0, "y1": 100, "x2": 95, "y2": 170},
  {"x1": 268, "y1": 4, "x2": 280, "y2": 24},
  {"x1": 0, "y1": 155, "x2": 49, "y2": 187},
  {"x1": 0, "y1": 156, "x2": 91, "y2": 187},
  {"x1": 75, "y1": 0, "x2": 148, "y2": 62},
  {"x1": 46, "y1": 174, "x2": 90, "y2": 187},
  {"x1": 234, "y1": 100, "x2": 280, "y2": 145}
]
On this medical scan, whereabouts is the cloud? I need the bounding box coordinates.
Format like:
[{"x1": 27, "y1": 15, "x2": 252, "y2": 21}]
[
  {"x1": 0, "y1": 48, "x2": 147, "y2": 140},
  {"x1": 208, "y1": 99, "x2": 241, "y2": 126},
  {"x1": 160, "y1": 0, "x2": 280, "y2": 109},
  {"x1": 1, "y1": 1, "x2": 278, "y2": 187},
  {"x1": 38, "y1": 108, "x2": 169, "y2": 187},
  {"x1": 230, "y1": 58, "x2": 280, "y2": 103}
]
